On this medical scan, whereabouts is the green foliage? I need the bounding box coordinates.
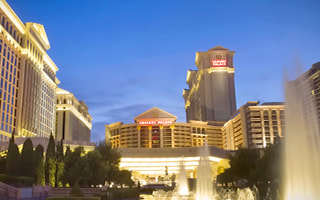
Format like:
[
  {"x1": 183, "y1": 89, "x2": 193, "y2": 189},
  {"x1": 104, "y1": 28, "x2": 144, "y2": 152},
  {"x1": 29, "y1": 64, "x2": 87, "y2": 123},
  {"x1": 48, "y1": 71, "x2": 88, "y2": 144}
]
[
  {"x1": 217, "y1": 140, "x2": 283, "y2": 188},
  {"x1": 56, "y1": 139, "x2": 64, "y2": 160},
  {"x1": 114, "y1": 170, "x2": 134, "y2": 188},
  {"x1": 0, "y1": 174, "x2": 34, "y2": 186},
  {"x1": 46, "y1": 133, "x2": 56, "y2": 185},
  {"x1": 55, "y1": 161, "x2": 64, "y2": 187},
  {"x1": 47, "y1": 157, "x2": 56, "y2": 186},
  {"x1": 230, "y1": 148, "x2": 260, "y2": 181},
  {"x1": 46, "y1": 133, "x2": 56, "y2": 158},
  {"x1": 0, "y1": 155, "x2": 6, "y2": 174},
  {"x1": 63, "y1": 147, "x2": 90, "y2": 187},
  {"x1": 69, "y1": 182, "x2": 84, "y2": 197},
  {"x1": 20, "y1": 138, "x2": 34, "y2": 177},
  {"x1": 55, "y1": 140, "x2": 65, "y2": 187},
  {"x1": 46, "y1": 197, "x2": 100, "y2": 200},
  {"x1": 34, "y1": 144, "x2": 45, "y2": 186},
  {"x1": 86, "y1": 150, "x2": 108, "y2": 186},
  {"x1": 5, "y1": 136, "x2": 20, "y2": 177},
  {"x1": 95, "y1": 141, "x2": 121, "y2": 184},
  {"x1": 103, "y1": 188, "x2": 139, "y2": 200}
]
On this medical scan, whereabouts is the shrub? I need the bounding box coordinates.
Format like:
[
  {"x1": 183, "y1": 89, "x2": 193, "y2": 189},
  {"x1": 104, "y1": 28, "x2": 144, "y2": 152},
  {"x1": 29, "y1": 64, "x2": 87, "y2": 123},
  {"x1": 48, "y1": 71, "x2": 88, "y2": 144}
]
[
  {"x1": 46, "y1": 198, "x2": 100, "y2": 200},
  {"x1": 69, "y1": 182, "x2": 84, "y2": 197},
  {"x1": 103, "y1": 188, "x2": 139, "y2": 200},
  {"x1": 0, "y1": 174, "x2": 34, "y2": 186}
]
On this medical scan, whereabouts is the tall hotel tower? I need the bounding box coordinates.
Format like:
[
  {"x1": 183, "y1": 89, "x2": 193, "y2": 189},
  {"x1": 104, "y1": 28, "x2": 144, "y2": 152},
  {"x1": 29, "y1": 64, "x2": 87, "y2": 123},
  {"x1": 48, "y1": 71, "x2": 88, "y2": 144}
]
[
  {"x1": 183, "y1": 46, "x2": 236, "y2": 122},
  {"x1": 0, "y1": 0, "x2": 59, "y2": 141}
]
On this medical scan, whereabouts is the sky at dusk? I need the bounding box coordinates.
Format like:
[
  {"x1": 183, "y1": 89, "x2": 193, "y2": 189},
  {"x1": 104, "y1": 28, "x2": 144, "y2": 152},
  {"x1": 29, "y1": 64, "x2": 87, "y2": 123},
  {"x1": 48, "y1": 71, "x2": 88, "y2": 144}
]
[{"x1": 6, "y1": 0, "x2": 320, "y2": 142}]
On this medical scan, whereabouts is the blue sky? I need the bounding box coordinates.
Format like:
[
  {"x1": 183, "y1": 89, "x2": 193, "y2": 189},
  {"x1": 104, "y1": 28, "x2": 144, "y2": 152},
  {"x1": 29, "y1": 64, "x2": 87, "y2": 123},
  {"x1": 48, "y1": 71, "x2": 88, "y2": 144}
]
[{"x1": 7, "y1": 0, "x2": 320, "y2": 142}]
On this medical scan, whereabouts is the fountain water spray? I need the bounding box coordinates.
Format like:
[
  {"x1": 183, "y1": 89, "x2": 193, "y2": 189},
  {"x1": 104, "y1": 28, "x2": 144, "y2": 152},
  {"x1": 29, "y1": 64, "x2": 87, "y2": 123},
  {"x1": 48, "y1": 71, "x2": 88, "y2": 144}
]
[
  {"x1": 177, "y1": 158, "x2": 189, "y2": 196},
  {"x1": 283, "y1": 75, "x2": 320, "y2": 200},
  {"x1": 196, "y1": 140, "x2": 215, "y2": 200}
]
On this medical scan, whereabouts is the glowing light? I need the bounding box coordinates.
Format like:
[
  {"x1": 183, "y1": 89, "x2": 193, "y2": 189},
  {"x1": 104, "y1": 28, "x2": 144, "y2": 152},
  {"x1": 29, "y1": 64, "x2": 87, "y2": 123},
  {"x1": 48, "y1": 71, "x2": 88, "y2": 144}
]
[
  {"x1": 138, "y1": 120, "x2": 173, "y2": 125},
  {"x1": 211, "y1": 59, "x2": 227, "y2": 67}
]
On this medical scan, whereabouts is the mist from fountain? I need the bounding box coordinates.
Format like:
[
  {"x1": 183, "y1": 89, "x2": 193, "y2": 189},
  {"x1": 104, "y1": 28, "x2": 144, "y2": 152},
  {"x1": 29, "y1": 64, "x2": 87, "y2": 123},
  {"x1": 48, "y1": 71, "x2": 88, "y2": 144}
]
[
  {"x1": 283, "y1": 76, "x2": 320, "y2": 200},
  {"x1": 177, "y1": 158, "x2": 189, "y2": 196},
  {"x1": 196, "y1": 141, "x2": 215, "y2": 200}
]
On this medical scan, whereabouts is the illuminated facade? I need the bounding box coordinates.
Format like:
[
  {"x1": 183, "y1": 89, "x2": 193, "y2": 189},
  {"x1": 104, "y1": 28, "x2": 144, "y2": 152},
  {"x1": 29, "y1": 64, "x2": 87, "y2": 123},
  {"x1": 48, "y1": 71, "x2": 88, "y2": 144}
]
[
  {"x1": 56, "y1": 88, "x2": 92, "y2": 142},
  {"x1": 293, "y1": 62, "x2": 320, "y2": 127},
  {"x1": 105, "y1": 107, "x2": 223, "y2": 149},
  {"x1": 0, "y1": 0, "x2": 59, "y2": 141},
  {"x1": 222, "y1": 101, "x2": 285, "y2": 150},
  {"x1": 118, "y1": 147, "x2": 229, "y2": 182},
  {"x1": 105, "y1": 107, "x2": 229, "y2": 180},
  {"x1": 183, "y1": 46, "x2": 236, "y2": 122}
]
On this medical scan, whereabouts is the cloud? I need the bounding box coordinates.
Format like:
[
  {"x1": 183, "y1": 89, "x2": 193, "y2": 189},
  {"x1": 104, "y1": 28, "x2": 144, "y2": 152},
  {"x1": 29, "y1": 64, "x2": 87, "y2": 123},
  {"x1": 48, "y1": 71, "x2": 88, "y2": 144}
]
[{"x1": 90, "y1": 103, "x2": 154, "y2": 142}]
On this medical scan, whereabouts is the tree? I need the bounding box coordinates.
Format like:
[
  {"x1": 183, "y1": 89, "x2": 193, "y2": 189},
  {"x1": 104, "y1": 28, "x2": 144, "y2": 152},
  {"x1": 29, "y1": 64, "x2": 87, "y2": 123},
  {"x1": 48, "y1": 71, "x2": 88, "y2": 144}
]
[
  {"x1": 69, "y1": 182, "x2": 84, "y2": 197},
  {"x1": 46, "y1": 133, "x2": 56, "y2": 158},
  {"x1": 95, "y1": 141, "x2": 121, "y2": 184},
  {"x1": 63, "y1": 146, "x2": 90, "y2": 187},
  {"x1": 229, "y1": 148, "x2": 260, "y2": 183},
  {"x1": 34, "y1": 144, "x2": 45, "y2": 186},
  {"x1": 47, "y1": 157, "x2": 56, "y2": 186},
  {"x1": 86, "y1": 150, "x2": 108, "y2": 186},
  {"x1": 0, "y1": 155, "x2": 6, "y2": 174},
  {"x1": 45, "y1": 133, "x2": 56, "y2": 185},
  {"x1": 20, "y1": 138, "x2": 34, "y2": 177},
  {"x1": 55, "y1": 139, "x2": 64, "y2": 187},
  {"x1": 5, "y1": 132, "x2": 20, "y2": 176},
  {"x1": 114, "y1": 170, "x2": 134, "y2": 188}
]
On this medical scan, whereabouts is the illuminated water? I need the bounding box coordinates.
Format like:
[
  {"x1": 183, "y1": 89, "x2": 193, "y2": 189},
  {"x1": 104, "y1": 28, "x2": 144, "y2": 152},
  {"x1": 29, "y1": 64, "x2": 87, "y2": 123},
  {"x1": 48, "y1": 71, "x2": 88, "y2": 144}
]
[
  {"x1": 177, "y1": 158, "x2": 189, "y2": 196},
  {"x1": 196, "y1": 141, "x2": 215, "y2": 200},
  {"x1": 151, "y1": 141, "x2": 258, "y2": 199},
  {"x1": 283, "y1": 77, "x2": 320, "y2": 200}
]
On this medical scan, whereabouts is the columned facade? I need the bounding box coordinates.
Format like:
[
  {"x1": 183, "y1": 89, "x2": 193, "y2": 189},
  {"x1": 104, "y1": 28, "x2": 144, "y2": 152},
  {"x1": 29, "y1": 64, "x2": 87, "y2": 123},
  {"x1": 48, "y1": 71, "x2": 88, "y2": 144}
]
[
  {"x1": 56, "y1": 88, "x2": 92, "y2": 142},
  {"x1": 105, "y1": 107, "x2": 223, "y2": 149},
  {"x1": 0, "y1": 0, "x2": 59, "y2": 141},
  {"x1": 222, "y1": 101, "x2": 285, "y2": 150}
]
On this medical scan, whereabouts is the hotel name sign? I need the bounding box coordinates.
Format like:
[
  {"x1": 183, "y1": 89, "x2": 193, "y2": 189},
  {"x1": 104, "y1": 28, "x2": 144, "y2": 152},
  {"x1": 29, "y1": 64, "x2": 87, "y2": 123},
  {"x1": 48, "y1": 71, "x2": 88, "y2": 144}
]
[
  {"x1": 138, "y1": 120, "x2": 173, "y2": 126},
  {"x1": 211, "y1": 55, "x2": 227, "y2": 67}
]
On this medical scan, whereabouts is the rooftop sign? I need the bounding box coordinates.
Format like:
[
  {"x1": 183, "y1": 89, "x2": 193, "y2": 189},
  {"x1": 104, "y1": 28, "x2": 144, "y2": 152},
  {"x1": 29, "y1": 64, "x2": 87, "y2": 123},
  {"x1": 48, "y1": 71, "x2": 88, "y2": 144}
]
[
  {"x1": 138, "y1": 120, "x2": 173, "y2": 126},
  {"x1": 211, "y1": 59, "x2": 227, "y2": 67}
]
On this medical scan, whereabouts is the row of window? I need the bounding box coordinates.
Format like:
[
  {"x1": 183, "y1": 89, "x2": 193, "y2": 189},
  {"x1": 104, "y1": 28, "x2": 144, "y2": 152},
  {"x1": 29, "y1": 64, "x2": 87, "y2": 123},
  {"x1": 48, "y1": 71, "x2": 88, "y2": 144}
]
[{"x1": 0, "y1": 13, "x2": 22, "y2": 45}]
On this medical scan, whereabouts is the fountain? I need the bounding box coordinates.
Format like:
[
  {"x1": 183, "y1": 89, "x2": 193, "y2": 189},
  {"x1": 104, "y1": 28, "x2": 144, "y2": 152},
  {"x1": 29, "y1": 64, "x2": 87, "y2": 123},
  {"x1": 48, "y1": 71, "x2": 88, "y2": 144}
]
[
  {"x1": 151, "y1": 140, "x2": 258, "y2": 200},
  {"x1": 196, "y1": 141, "x2": 215, "y2": 200},
  {"x1": 177, "y1": 158, "x2": 189, "y2": 196},
  {"x1": 283, "y1": 74, "x2": 320, "y2": 199}
]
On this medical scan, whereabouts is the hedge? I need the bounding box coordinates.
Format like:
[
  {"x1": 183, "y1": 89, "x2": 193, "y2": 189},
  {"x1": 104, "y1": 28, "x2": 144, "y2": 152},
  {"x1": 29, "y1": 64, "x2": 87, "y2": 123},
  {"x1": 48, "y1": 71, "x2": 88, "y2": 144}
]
[
  {"x1": 101, "y1": 188, "x2": 139, "y2": 200},
  {"x1": 0, "y1": 174, "x2": 34, "y2": 186},
  {"x1": 46, "y1": 198, "x2": 101, "y2": 200}
]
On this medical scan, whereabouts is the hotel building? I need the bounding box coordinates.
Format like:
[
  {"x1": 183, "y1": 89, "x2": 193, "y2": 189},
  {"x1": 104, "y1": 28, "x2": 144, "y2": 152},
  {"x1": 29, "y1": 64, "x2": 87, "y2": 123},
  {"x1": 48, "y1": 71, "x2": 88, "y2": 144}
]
[
  {"x1": 106, "y1": 107, "x2": 224, "y2": 149},
  {"x1": 56, "y1": 88, "x2": 92, "y2": 142},
  {"x1": 105, "y1": 107, "x2": 229, "y2": 179},
  {"x1": 222, "y1": 101, "x2": 285, "y2": 150},
  {"x1": 293, "y1": 62, "x2": 320, "y2": 128},
  {"x1": 0, "y1": 0, "x2": 58, "y2": 141},
  {"x1": 183, "y1": 46, "x2": 236, "y2": 122}
]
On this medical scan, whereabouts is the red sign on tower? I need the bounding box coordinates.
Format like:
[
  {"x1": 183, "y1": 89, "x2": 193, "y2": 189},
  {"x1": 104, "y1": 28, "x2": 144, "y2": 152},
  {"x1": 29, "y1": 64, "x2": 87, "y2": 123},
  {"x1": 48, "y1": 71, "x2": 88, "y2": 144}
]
[{"x1": 211, "y1": 59, "x2": 227, "y2": 67}]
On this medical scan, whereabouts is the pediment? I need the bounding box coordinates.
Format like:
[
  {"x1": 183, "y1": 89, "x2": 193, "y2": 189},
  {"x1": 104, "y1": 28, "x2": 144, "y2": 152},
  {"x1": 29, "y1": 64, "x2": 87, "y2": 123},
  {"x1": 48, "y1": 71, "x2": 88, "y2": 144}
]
[
  {"x1": 32, "y1": 23, "x2": 50, "y2": 49},
  {"x1": 134, "y1": 107, "x2": 177, "y2": 122},
  {"x1": 208, "y1": 45, "x2": 229, "y2": 51}
]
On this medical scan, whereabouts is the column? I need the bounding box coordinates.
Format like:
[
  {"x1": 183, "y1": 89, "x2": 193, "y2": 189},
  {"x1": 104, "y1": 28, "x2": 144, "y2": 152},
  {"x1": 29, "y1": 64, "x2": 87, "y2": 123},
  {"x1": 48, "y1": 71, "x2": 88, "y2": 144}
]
[
  {"x1": 148, "y1": 126, "x2": 152, "y2": 148},
  {"x1": 277, "y1": 109, "x2": 282, "y2": 137},
  {"x1": 268, "y1": 110, "x2": 273, "y2": 147},
  {"x1": 137, "y1": 125, "x2": 141, "y2": 148},
  {"x1": 260, "y1": 110, "x2": 266, "y2": 148},
  {"x1": 159, "y1": 125, "x2": 163, "y2": 148},
  {"x1": 170, "y1": 125, "x2": 175, "y2": 147}
]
